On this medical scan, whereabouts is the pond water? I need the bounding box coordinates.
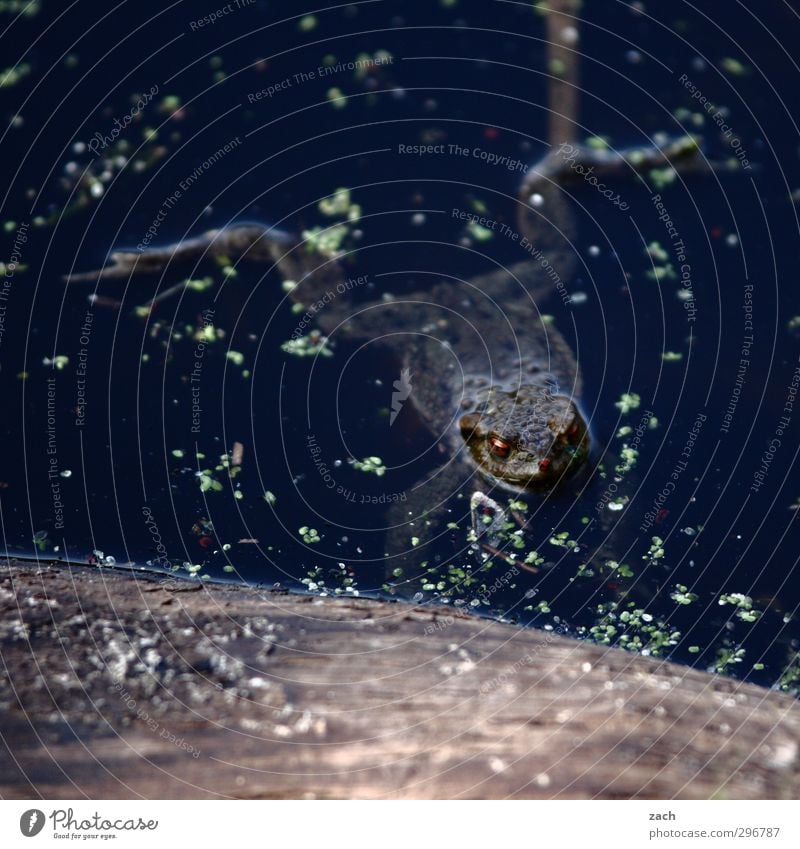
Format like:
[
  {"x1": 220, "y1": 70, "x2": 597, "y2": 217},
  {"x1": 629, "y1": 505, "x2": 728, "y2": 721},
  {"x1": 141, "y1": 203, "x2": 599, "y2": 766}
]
[{"x1": 1, "y1": 0, "x2": 799, "y2": 693}]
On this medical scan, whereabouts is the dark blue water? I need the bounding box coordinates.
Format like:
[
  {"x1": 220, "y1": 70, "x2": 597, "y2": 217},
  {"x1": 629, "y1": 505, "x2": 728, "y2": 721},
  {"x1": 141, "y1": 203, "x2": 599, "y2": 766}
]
[{"x1": 1, "y1": 0, "x2": 799, "y2": 692}]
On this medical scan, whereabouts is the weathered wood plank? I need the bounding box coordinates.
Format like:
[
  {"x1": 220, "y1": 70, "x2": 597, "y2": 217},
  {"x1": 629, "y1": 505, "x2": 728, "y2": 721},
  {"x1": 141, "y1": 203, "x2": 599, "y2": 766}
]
[{"x1": 1, "y1": 561, "x2": 798, "y2": 799}]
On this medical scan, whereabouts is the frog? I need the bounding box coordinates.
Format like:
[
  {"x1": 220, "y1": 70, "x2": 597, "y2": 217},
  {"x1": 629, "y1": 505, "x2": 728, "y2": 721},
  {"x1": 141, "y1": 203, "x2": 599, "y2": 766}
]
[
  {"x1": 65, "y1": 0, "x2": 706, "y2": 583},
  {"x1": 68, "y1": 144, "x2": 699, "y2": 438}
]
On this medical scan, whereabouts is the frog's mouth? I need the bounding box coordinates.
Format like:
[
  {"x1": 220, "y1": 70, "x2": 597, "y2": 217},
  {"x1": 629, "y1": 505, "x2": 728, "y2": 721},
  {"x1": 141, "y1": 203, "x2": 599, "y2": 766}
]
[{"x1": 459, "y1": 395, "x2": 590, "y2": 493}]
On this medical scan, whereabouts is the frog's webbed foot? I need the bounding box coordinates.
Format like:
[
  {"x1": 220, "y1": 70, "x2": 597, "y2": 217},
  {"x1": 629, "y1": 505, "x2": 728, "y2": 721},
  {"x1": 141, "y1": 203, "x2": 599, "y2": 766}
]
[
  {"x1": 63, "y1": 223, "x2": 293, "y2": 284},
  {"x1": 469, "y1": 492, "x2": 540, "y2": 573},
  {"x1": 382, "y1": 462, "x2": 539, "y2": 602},
  {"x1": 469, "y1": 491, "x2": 509, "y2": 546}
]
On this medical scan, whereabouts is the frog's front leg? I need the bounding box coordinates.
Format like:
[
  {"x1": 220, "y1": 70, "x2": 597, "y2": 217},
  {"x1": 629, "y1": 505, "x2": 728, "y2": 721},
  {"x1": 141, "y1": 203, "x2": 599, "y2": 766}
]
[
  {"x1": 64, "y1": 223, "x2": 293, "y2": 283},
  {"x1": 381, "y1": 460, "x2": 531, "y2": 603}
]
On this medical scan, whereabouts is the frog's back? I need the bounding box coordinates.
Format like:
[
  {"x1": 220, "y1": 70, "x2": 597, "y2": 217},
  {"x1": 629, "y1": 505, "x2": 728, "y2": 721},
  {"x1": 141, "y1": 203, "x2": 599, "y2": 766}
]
[{"x1": 307, "y1": 257, "x2": 580, "y2": 446}]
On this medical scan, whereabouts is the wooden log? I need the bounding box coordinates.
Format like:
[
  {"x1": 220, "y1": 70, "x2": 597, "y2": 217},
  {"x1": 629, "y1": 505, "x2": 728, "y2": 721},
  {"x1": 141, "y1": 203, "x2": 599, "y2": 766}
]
[{"x1": 1, "y1": 560, "x2": 798, "y2": 799}]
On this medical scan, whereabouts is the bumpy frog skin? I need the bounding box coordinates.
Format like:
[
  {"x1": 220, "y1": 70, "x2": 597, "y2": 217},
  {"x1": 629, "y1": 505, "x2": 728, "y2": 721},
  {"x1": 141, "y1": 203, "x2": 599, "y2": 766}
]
[{"x1": 459, "y1": 383, "x2": 589, "y2": 491}]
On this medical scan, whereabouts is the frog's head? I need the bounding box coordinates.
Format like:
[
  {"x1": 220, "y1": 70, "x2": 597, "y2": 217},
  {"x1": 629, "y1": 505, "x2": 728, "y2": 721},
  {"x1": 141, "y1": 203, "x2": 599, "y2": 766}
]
[{"x1": 459, "y1": 380, "x2": 589, "y2": 491}]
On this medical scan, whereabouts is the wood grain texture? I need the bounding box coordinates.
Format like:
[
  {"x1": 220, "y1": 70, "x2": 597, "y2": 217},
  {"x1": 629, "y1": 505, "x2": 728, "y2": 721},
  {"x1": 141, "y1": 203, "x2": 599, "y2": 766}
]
[{"x1": 1, "y1": 561, "x2": 798, "y2": 799}]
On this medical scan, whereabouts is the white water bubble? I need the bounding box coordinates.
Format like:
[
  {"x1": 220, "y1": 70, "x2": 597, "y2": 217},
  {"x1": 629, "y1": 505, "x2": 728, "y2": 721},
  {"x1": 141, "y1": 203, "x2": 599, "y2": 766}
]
[{"x1": 560, "y1": 25, "x2": 579, "y2": 45}]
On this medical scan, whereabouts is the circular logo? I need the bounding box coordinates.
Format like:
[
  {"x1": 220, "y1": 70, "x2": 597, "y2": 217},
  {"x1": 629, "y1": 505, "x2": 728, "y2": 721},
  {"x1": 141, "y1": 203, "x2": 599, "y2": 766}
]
[{"x1": 19, "y1": 810, "x2": 45, "y2": 837}]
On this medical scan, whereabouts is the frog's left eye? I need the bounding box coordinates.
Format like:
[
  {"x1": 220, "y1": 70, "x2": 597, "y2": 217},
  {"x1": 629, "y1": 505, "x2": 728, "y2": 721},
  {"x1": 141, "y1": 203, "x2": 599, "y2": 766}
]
[{"x1": 488, "y1": 434, "x2": 512, "y2": 458}]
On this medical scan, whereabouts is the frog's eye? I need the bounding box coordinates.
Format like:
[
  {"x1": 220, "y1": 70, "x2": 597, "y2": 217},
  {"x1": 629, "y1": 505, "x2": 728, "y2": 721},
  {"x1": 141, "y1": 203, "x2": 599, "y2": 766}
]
[{"x1": 488, "y1": 434, "x2": 512, "y2": 459}]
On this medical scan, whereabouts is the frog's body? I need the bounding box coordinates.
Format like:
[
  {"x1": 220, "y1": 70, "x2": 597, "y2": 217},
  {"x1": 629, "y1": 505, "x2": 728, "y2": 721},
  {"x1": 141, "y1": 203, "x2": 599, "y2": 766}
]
[
  {"x1": 65, "y1": 0, "x2": 706, "y2": 568},
  {"x1": 69, "y1": 136, "x2": 698, "y2": 501},
  {"x1": 312, "y1": 255, "x2": 589, "y2": 494}
]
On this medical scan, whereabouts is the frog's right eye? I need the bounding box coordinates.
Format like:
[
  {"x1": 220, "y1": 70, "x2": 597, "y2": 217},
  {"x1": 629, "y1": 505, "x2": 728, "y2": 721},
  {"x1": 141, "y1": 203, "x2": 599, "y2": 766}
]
[{"x1": 488, "y1": 434, "x2": 512, "y2": 459}]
